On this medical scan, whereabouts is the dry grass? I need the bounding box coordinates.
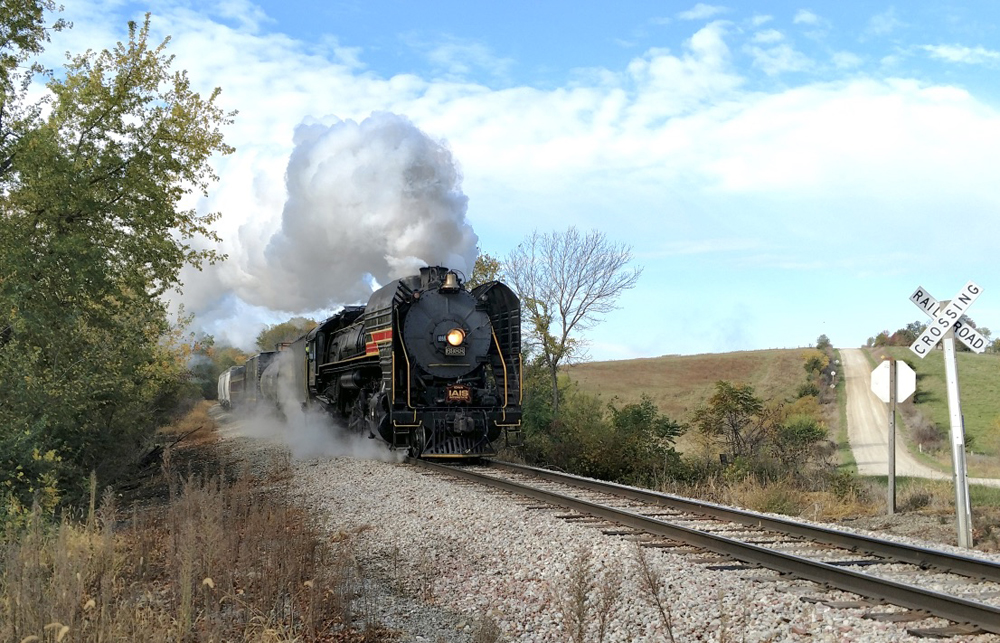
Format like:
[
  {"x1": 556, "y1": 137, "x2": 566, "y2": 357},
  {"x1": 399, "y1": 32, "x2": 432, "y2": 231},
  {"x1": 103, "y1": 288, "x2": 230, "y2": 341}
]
[
  {"x1": 0, "y1": 404, "x2": 388, "y2": 643},
  {"x1": 565, "y1": 349, "x2": 808, "y2": 416},
  {"x1": 633, "y1": 542, "x2": 675, "y2": 642},
  {"x1": 546, "y1": 544, "x2": 635, "y2": 642},
  {"x1": 565, "y1": 349, "x2": 810, "y2": 453},
  {"x1": 159, "y1": 399, "x2": 222, "y2": 448},
  {"x1": 659, "y1": 470, "x2": 885, "y2": 523}
]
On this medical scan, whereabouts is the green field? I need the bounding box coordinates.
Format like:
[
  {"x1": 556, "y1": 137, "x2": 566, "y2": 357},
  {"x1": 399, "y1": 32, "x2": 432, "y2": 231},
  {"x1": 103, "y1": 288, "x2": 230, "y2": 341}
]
[{"x1": 867, "y1": 346, "x2": 1000, "y2": 473}]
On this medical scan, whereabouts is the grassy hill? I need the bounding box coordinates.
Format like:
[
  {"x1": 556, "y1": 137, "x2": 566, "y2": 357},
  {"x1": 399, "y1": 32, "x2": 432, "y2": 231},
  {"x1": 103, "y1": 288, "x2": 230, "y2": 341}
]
[
  {"x1": 566, "y1": 346, "x2": 1000, "y2": 476},
  {"x1": 563, "y1": 348, "x2": 812, "y2": 425},
  {"x1": 864, "y1": 346, "x2": 1000, "y2": 472}
]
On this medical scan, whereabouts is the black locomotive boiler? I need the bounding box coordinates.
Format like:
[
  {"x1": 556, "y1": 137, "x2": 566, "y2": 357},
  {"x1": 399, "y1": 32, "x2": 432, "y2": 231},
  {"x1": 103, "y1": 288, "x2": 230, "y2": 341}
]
[{"x1": 258, "y1": 266, "x2": 522, "y2": 457}]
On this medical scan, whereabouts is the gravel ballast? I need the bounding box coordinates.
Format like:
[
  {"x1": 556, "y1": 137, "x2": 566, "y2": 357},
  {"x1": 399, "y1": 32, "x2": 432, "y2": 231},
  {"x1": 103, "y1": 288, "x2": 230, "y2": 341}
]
[{"x1": 286, "y1": 455, "x2": 1000, "y2": 642}]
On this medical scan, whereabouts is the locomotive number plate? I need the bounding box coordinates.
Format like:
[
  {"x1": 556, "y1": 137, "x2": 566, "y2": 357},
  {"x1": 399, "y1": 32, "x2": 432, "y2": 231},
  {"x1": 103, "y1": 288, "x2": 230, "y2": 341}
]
[
  {"x1": 446, "y1": 385, "x2": 472, "y2": 403},
  {"x1": 445, "y1": 345, "x2": 466, "y2": 356}
]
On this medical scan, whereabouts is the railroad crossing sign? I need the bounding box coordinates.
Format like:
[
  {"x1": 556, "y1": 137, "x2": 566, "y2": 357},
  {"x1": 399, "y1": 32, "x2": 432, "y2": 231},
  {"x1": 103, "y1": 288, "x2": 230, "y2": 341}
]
[
  {"x1": 910, "y1": 285, "x2": 988, "y2": 355},
  {"x1": 903, "y1": 279, "x2": 981, "y2": 548},
  {"x1": 870, "y1": 359, "x2": 916, "y2": 404},
  {"x1": 909, "y1": 281, "x2": 983, "y2": 357}
]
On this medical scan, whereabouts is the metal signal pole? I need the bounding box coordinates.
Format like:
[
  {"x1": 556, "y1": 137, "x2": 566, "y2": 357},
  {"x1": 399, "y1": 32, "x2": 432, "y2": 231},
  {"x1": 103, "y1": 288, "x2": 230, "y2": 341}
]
[
  {"x1": 888, "y1": 358, "x2": 896, "y2": 515},
  {"x1": 942, "y1": 332, "x2": 973, "y2": 548}
]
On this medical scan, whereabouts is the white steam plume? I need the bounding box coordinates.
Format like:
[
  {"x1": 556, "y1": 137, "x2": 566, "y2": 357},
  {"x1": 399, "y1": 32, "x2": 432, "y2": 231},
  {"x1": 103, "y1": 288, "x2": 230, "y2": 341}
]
[
  {"x1": 242, "y1": 111, "x2": 478, "y2": 311},
  {"x1": 224, "y1": 350, "x2": 405, "y2": 463}
]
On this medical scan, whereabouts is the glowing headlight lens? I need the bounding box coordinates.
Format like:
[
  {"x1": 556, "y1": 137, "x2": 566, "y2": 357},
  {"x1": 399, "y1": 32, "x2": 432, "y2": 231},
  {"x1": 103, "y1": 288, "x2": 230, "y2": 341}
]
[{"x1": 446, "y1": 328, "x2": 465, "y2": 346}]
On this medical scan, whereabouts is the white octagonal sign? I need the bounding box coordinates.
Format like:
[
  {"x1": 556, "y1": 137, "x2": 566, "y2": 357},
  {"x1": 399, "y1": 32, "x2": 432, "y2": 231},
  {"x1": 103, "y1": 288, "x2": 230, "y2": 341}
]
[{"x1": 871, "y1": 360, "x2": 917, "y2": 404}]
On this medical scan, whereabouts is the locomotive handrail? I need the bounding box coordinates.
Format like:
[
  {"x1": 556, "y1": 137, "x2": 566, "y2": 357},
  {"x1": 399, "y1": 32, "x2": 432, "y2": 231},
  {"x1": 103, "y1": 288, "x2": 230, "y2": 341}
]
[
  {"x1": 396, "y1": 314, "x2": 414, "y2": 409},
  {"x1": 491, "y1": 328, "x2": 510, "y2": 409}
]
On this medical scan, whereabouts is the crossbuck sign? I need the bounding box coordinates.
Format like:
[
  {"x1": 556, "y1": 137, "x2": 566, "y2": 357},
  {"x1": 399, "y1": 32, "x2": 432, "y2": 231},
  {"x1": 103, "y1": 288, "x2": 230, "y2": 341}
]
[
  {"x1": 905, "y1": 279, "x2": 982, "y2": 548},
  {"x1": 909, "y1": 281, "x2": 984, "y2": 357}
]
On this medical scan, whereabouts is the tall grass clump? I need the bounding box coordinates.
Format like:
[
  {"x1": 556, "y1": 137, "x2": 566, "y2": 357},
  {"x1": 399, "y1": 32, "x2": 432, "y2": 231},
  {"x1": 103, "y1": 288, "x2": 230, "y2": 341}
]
[
  {"x1": 634, "y1": 543, "x2": 675, "y2": 642},
  {"x1": 0, "y1": 452, "x2": 354, "y2": 642},
  {"x1": 550, "y1": 545, "x2": 624, "y2": 643}
]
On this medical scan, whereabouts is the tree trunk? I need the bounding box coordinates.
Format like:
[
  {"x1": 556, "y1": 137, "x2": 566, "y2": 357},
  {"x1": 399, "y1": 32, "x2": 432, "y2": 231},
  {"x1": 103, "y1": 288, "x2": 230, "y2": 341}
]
[{"x1": 550, "y1": 363, "x2": 560, "y2": 415}]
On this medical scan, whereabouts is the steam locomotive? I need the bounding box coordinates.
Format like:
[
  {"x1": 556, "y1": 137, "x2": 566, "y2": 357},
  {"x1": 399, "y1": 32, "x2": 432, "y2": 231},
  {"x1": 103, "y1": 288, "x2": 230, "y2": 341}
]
[{"x1": 220, "y1": 266, "x2": 522, "y2": 458}]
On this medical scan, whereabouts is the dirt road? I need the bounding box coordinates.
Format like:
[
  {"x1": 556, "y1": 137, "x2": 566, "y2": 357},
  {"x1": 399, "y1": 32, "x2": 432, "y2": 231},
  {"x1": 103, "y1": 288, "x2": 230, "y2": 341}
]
[{"x1": 841, "y1": 347, "x2": 1000, "y2": 488}]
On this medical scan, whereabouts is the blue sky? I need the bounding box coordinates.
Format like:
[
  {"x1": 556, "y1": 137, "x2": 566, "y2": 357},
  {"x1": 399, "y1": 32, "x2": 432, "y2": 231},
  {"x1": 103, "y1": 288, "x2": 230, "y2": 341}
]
[{"x1": 43, "y1": 2, "x2": 1000, "y2": 360}]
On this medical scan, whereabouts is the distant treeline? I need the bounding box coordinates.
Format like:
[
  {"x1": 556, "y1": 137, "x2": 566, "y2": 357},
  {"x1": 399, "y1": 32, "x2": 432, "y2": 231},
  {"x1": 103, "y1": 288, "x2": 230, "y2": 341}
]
[{"x1": 868, "y1": 319, "x2": 998, "y2": 352}]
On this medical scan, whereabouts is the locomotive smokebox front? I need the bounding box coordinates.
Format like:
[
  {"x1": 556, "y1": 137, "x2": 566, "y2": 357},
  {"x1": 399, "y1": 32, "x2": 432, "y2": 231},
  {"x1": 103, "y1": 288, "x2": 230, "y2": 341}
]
[{"x1": 402, "y1": 289, "x2": 491, "y2": 379}]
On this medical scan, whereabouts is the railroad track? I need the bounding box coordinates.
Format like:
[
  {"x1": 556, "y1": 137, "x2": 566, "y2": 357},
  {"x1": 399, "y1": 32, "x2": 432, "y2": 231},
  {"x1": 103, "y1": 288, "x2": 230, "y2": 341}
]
[{"x1": 409, "y1": 457, "x2": 1000, "y2": 638}]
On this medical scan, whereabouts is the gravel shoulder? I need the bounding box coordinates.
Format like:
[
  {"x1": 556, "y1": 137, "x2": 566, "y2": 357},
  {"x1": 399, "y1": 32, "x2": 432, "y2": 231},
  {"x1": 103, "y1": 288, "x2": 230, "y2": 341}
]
[
  {"x1": 286, "y1": 455, "x2": 1000, "y2": 642},
  {"x1": 210, "y1": 399, "x2": 1000, "y2": 642}
]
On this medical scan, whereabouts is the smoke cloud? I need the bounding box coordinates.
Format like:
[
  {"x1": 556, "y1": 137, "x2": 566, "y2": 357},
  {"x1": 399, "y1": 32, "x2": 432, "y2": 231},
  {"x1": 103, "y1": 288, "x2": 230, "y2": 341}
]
[
  {"x1": 223, "y1": 350, "x2": 405, "y2": 463},
  {"x1": 241, "y1": 111, "x2": 478, "y2": 312}
]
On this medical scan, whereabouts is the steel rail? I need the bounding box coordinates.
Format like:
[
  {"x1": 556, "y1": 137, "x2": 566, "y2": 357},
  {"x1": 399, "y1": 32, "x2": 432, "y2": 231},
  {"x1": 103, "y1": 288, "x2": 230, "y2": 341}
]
[
  {"x1": 410, "y1": 458, "x2": 1000, "y2": 634},
  {"x1": 484, "y1": 459, "x2": 1000, "y2": 583}
]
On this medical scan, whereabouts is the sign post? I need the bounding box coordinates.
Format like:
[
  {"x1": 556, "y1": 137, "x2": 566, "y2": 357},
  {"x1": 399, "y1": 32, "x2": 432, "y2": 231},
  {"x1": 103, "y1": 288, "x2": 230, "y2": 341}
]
[
  {"x1": 871, "y1": 359, "x2": 916, "y2": 515},
  {"x1": 942, "y1": 332, "x2": 973, "y2": 548},
  {"x1": 888, "y1": 361, "x2": 896, "y2": 515},
  {"x1": 908, "y1": 280, "x2": 982, "y2": 548}
]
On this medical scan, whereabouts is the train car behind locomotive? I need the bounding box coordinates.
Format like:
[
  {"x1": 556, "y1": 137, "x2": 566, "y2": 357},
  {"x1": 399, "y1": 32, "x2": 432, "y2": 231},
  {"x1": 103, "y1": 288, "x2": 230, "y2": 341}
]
[
  {"x1": 217, "y1": 365, "x2": 246, "y2": 409},
  {"x1": 259, "y1": 266, "x2": 521, "y2": 458}
]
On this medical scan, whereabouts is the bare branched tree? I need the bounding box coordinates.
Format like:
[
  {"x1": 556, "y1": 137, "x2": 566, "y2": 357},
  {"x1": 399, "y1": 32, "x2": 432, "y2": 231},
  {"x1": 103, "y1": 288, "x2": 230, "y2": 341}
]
[{"x1": 504, "y1": 227, "x2": 642, "y2": 413}]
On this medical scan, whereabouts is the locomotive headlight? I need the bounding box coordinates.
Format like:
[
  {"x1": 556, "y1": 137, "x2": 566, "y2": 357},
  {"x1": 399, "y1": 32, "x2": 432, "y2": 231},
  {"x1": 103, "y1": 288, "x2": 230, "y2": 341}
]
[{"x1": 446, "y1": 328, "x2": 466, "y2": 346}]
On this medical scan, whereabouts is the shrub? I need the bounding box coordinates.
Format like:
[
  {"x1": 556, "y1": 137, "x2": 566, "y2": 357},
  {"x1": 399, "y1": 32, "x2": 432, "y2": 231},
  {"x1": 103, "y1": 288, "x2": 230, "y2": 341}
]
[
  {"x1": 911, "y1": 417, "x2": 946, "y2": 452},
  {"x1": 828, "y1": 469, "x2": 872, "y2": 503},
  {"x1": 521, "y1": 373, "x2": 685, "y2": 487},
  {"x1": 796, "y1": 381, "x2": 820, "y2": 398}
]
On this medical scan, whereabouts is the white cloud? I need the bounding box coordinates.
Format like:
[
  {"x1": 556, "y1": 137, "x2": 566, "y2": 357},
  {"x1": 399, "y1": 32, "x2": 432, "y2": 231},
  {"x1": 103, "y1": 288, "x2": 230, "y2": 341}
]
[
  {"x1": 210, "y1": 0, "x2": 272, "y2": 33},
  {"x1": 622, "y1": 22, "x2": 743, "y2": 125},
  {"x1": 701, "y1": 78, "x2": 1000, "y2": 209},
  {"x1": 746, "y1": 43, "x2": 812, "y2": 75},
  {"x1": 923, "y1": 44, "x2": 1000, "y2": 65},
  {"x1": 793, "y1": 10, "x2": 820, "y2": 25},
  {"x1": 752, "y1": 29, "x2": 784, "y2": 44},
  {"x1": 43, "y1": 0, "x2": 1000, "y2": 355},
  {"x1": 678, "y1": 3, "x2": 728, "y2": 21},
  {"x1": 832, "y1": 51, "x2": 864, "y2": 69},
  {"x1": 866, "y1": 8, "x2": 904, "y2": 37},
  {"x1": 410, "y1": 36, "x2": 514, "y2": 82}
]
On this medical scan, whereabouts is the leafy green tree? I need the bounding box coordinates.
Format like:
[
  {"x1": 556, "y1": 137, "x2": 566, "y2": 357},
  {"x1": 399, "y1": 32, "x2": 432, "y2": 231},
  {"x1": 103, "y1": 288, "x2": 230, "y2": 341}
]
[
  {"x1": 886, "y1": 320, "x2": 923, "y2": 346},
  {"x1": 0, "y1": 12, "x2": 233, "y2": 515},
  {"x1": 801, "y1": 349, "x2": 829, "y2": 375},
  {"x1": 256, "y1": 317, "x2": 317, "y2": 351},
  {"x1": 465, "y1": 250, "x2": 503, "y2": 290},
  {"x1": 603, "y1": 395, "x2": 684, "y2": 485},
  {"x1": 692, "y1": 381, "x2": 782, "y2": 460},
  {"x1": 504, "y1": 227, "x2": 641, "y2": 415},
  {"x1": 776, "y1": 415, "x2": 827, "y2": 461},
  {"x1": 0, "y1": 1, "x2": 68, "y2": 179},
  {"x1": 775, "y1": 395, "x2": 830, "y2": 466},
  {"x1": 815, "y1": 334, "x2": 832, "y2": 351},
  {"x1": 519, "y1": 368, "x2": 684, "y2": 486}
]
